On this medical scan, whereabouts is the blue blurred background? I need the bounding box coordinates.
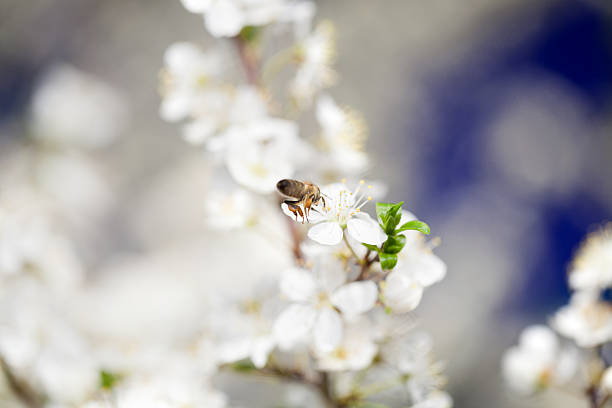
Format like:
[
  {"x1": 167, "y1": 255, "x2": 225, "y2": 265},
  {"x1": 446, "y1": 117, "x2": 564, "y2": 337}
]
[{"x1": 0, "y1": 0, "x2": 611, "y2": 406}]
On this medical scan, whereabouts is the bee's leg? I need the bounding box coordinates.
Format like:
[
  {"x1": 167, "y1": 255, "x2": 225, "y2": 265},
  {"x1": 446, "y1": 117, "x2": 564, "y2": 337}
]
[
  {"x1": 320, "y1": 196, "x2": 326, "y2": 209},
  {"x1": 304, "y1": 196, "x2": 314, "y2": 223},
  {"x1": 284, "y1": 200, "x2": 304, "y2": 223}
]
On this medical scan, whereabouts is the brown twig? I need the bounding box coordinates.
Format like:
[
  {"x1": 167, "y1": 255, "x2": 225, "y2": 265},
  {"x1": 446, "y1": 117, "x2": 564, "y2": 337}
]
[
  {"x1": 234, "y1": 36, "x2": 259, "y2": 85},
  {"x1": 0, "y1": 356, "x2": 43, "y2": 408}
]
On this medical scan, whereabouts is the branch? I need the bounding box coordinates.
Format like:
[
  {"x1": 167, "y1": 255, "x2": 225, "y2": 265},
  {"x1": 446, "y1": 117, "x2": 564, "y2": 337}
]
[{"x1": 0, "y1": 356, "x2": 43, "y2": 408}]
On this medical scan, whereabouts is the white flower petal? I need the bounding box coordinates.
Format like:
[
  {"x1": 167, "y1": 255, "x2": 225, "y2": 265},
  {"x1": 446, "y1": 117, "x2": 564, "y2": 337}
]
[
  {"x1": 273, "y1": 304, "x2": 316, "y2": 350},
  {"x1": 159, "y1": 94, "x2": 191, "y2": 122},
  {"x1": 182, "y1": 118, "x2": 216, "y2": 145},
  {"x1": 180, "y1": 0, "x2": 211, "y2": 13},
  {"x1": 347, "y1": 213, "x2": 385, "y2": 245},
  {"x1": 307, "y1": 221, "x2": 343, "y2": 245},
  {"x1": 280, "y1": 268, "x2": 317, "y2": 302},
  {"x1": 411, "y1": 252, "x2": 447, "y2": 287},
  {"x1": 313, "y1": 308, "x2": 343, "y2": 353},
  {"x1": 330, "y1": 281, "x2": 378, "y2": 317},
  {"x1": 204, "y1": 1, "x2": 245, "y2": 38},
  {"x1": 383, "y1": 271, "x2": 424, "y2": 313},
  {"x1": 251, "y1": 336, "x2": 275, "y2": 368}
]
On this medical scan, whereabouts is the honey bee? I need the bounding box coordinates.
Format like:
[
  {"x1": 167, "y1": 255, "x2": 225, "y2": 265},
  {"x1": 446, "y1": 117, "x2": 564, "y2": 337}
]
[{"x1": 276, "y1": 179, "x2": 326, "y2": 223}]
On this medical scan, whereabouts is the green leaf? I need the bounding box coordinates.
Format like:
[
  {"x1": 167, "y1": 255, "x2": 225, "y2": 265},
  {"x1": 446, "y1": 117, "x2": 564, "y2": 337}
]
[
  {"x1": 379, "y1": 252, "x2": 398, "y2": 270},
  {"x1": 396, "y1": 220, "x2": 430, "y2": 235},
  {"x1": 376, "y1": 202, "x2": 404, "y2": 233},
  {"x1": 231, "y1": 359, "x2": 257, "y2": 372},
  {"x1": 100, "y1": 370, "x2": 121, "y2": 390},
  {"x1": 382, "y1": 234, "x2": 406, "y2": 254},
  {"x1": 376, "y1": 203, "x2": 394, "y2": 224},
  {"x1": 385, "y1": 212, "x2": 403, "y2": 235},
  {"x1": 239, "y1": 25, "x2": 259, "y2": 42},
  {"x1": 362, "y1": 243, "x2": 380, "y2": 253}
]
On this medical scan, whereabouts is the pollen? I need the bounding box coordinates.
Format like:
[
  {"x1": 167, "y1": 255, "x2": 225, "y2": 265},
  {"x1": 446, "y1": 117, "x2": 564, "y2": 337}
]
[
  {"x1": 367, "y1": 196, "x2": 372, "y2": 201},
  {"x1": 341, "y1": 178, "x2": 347, "y2": 184},
  {"x1": 359, "y1": 180, "x2": 365, "y2": 185}
]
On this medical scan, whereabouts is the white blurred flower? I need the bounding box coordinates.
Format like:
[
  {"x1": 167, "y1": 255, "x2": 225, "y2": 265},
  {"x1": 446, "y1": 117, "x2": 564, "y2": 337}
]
[
  {"x1": 0, "y1": 297, "x2": 98, "y2": 405},
  {"x1": 208, "y1": 280, "x2": 281, "y2": 368},
  {"x1": 181, "y1": 86, "x2": 268, "y2": 147},
  {"x1": 273, "y1": 264, "x2": 377, "y2": 353},
  {"x1": 316, "y1": 94, "x2": 369, "y2": 176},
  {"x1": 160, "y1": 42, "x2": 224, "y2": 122},
  {"x1": 34, "y1": 151, "x2": 113, "y2": 225},
  {"x1": 30, "y1": 64, "x2": 126, "y2": 149},
  {"x1": 552, "y1": 291, "x2": 612, "y2": 348},
  {"x1": 0, "y1": 205, "x2": 83, "y2": 290},
  {"x1": 181, "y1": 0, "x2": 301, "y2": 38},
  {"x1": 291, "y1": 21, "x2": 336, "y2": 106},
  {"x1": 411, "y1": 391, "x2": 453, "y2": 408},
  {"x1": 112, "y1": 374, "x2": 227, "y2": 408},
  {"x1": 502, "y1": 325, "x2": 578, "y2": 394},
  {"x1": 569, "y1": 224, "x2": 612, "y2": 291},
  {"x1": 382, "y1": 212, "x2": 446, "y2": 313},
  {"x1": 601, "y1": 366, "x2": 612, "y2": 393},
  {"x1": 315, "y1": 321, "x2": 377, "y2": 371},
  {"x1": 205, "y1": 189, "x2": 258, "y2": 229},
  {"x1": 282, "y1": 181, "x2": 385, "y2": 246},
  {"x1": 225, "y1": 117, "x2": 301, "y2": 193}
]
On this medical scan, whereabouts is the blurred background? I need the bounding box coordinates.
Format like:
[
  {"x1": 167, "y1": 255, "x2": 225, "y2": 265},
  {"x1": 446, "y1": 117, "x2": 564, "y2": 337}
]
[{"x1": 1, "y1": 0, "x2": 611, "y2": 407}]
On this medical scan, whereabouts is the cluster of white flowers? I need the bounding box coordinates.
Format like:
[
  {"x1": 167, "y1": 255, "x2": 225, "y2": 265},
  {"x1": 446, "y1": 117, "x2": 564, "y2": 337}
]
[
  {"x1": 156, "y1": 1, "x2": 452, "y2": 407},
  {"x1": 0, "y1": 2, "x2": 452, "y2": 408},
  {"x1": 503, "y1": 224, "x2": 612, "y2": 406}
]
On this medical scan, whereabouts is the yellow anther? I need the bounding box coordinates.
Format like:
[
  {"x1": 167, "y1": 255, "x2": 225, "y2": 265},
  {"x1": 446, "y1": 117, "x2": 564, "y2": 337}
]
[
  {"x1": 360, "y1": 180, "x2": 365, "y2": 184},
  {"x1": 367, "y1": 185, "x2": 372, "y2": 189},
  {"x1": 341, "y1": 178, "x2": 347, "y2": 183},
  {"x1": 367, "y1": 196, "x2": 372, "y2": 200},
  {"x1": 356, "y1": 208, "x2": 360, "y2": 212}
]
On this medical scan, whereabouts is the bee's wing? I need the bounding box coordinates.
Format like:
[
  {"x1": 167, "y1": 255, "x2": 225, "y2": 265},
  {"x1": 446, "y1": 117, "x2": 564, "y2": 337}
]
[{"x1": 278, "y1": 191, "x2": 302, "y2": 200}]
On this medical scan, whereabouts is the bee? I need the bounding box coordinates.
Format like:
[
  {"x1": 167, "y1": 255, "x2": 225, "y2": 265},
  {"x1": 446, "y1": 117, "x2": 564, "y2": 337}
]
[{"x1": 276, "y1": 179, "x2": 326, "y2": 223}]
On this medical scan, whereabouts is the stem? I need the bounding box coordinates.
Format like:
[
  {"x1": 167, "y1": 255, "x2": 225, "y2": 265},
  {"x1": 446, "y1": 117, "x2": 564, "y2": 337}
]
[
  {"x1": 342, "y1": 233, "x2": 363, "y2": 265},
  {"x1": 260, "y1": 46, "x2": 296, "y2": 83},
  {"x1": 225, "y1": 364, "x2": 339, "y2": 407},
  {"x1": 287, "y1": 217, "x2": 304, "y2": 263},
  {"x1": 0, "y1": 356, "x2": 42, "y2": 408},
  {"x1": 587, "y1": 385, "x2": 599, "y2": 408},
  {"x1": 234, "y1": 36, "x2": 259, "y2": 85}
]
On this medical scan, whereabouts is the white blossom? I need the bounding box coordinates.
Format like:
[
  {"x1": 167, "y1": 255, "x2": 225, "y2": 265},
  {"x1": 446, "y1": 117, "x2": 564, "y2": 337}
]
[
  {"x1": 111, "y1": 375, "x2": 227, "y2": 408},
  {"x1": 205, "y1": 189, "x2": 258, "y2": 229},
  {"x1": 160, "y1": 42, "x2": 225, "y2": 122},
  {"x1": 291, "y1": 21, "x2": 336, "y2": 106},
  {"x1": 315, "y1": 321, "x2": 378, "y2": 371},
  {"x1": 0, "y1": 204, "x2": 83, "y2": 290},
  {"x1": 30, "y1": 64, "x2": 127, "y2": 149},
  {"x1": 315, "y1": 94, "x2": 369, "y2": 176},
  {"x1": 552, "y1": 291, "x2": 612, "y2": 348},
  {"x1": 273, "y1": 261, "x2": 377, "y2": 353},
  {"x1": 382, "y1": 212, "x2": 446, "y2": 313},
  {"x1": 601, "y1": 366, "x2": 612, "y2": 393},
  {"x1": 411, "y1": 391, "x2": 453, "y2": 408},
  {"x1": 207, "y1": 280, "x2": 281, "y2": 368},
  {"x1": 180, "y1": 0, "x2": 309, "y2": 38},
  {"x1": 502, "y1": 325, "x2": 578, "y2": 394},
  {"x1": 568, "y1": 224, "x2": 612, "y2": 291},
  {"x1": 225, "y1": 117, "x2": 302, "y2": 193}
]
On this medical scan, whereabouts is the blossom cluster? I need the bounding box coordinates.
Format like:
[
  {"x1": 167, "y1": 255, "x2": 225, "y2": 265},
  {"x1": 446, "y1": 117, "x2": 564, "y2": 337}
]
[
  {"x1": 0, "y1": 1, "x2": 452, "y2": 408},
  {"x1": 503, "y1": 224, "x2": 612, "y2": 406}
]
